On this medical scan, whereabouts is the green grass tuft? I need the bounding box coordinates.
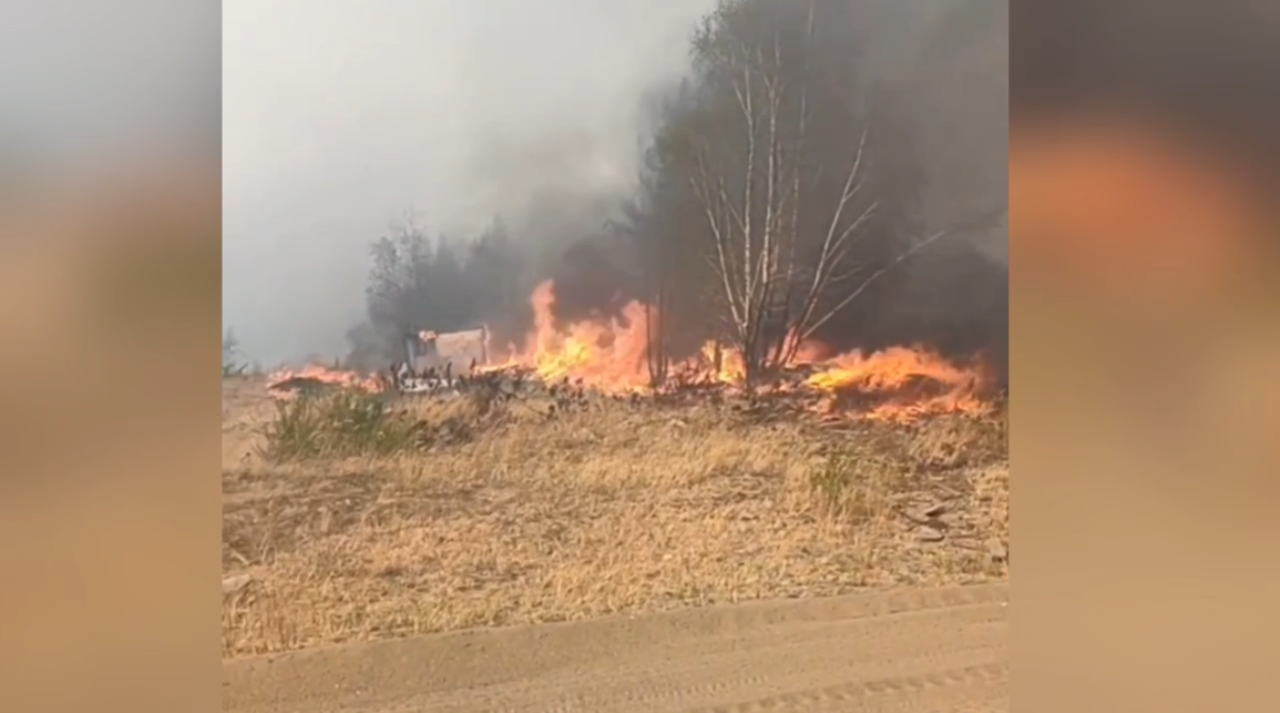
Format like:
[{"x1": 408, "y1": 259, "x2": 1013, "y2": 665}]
[{"x1": 257, "y1": 391, "x2": 436, "y2": 462}]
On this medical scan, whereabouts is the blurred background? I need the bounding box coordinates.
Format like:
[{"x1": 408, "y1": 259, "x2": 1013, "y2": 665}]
[
  {"x1": 1011, "y1": 1, "x2": 1280, "y2": 710},
  {"x1": 0, "y1": 2, "x2": 221, "y2": 711}
]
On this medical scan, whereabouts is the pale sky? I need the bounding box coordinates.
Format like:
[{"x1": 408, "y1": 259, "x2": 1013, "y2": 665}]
[{"x1": 223, "y1": 0, "x2": 717, "y2": 364}]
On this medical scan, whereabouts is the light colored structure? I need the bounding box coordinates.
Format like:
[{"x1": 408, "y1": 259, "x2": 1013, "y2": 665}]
[{"x1": 404, "y1": 327, "x2": 488, "y2": 373}]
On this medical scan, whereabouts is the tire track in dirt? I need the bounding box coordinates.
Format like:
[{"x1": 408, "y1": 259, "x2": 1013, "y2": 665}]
[{"x1": 223, "y1": 583, "x2": 1008, "y2": 712}]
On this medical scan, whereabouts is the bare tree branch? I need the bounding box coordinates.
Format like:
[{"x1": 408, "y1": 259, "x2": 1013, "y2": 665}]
[{"x1": 799, "y1": 228, "x2": 950, "y2": 341}]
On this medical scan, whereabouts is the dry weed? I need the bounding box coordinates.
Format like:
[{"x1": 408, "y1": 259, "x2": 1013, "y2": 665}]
[{"x1": 221, "y1": 378, "x2": 1009, "y2": 657}]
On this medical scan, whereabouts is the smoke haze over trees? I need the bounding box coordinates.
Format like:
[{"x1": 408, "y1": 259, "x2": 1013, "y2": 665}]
[{"x1": 224, "y1": 0, "x2": 1006, "y2": 372}]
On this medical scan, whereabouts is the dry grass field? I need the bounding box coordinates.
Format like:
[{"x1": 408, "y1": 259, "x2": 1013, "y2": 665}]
[{"x1": 221, "y1": 376, "x2": 1008, "y2": 659}]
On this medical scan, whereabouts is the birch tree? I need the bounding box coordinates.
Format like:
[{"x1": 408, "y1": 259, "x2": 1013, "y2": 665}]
[{"x1": 681, "y1": 0, "x2": 964, "y2": 387}]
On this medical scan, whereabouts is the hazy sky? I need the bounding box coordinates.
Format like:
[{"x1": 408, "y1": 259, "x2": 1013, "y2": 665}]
[{"x1": 223, "y1": 0, "x2": 718, "y2": 364}]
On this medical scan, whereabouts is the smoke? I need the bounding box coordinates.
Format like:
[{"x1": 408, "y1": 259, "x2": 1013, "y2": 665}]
[
  {"x1": 820, "y1": 0, "x2": 1008, "y2": 369},
  {"x1": 224, "y1": 0, "x2": 1007, "y2": 368}
]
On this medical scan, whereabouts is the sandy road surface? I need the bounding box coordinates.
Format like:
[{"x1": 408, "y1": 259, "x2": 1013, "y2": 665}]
[{"x1": 224, "y1": 583, "x2": 1008, "y2": 712}]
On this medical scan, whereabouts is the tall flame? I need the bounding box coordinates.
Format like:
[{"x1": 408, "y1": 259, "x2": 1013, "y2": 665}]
[{"x1": 520, "y1": 281, "x2": 651, "y2": 389}]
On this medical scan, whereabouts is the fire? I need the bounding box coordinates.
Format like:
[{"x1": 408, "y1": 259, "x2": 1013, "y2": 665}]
[
  {"x1": 265, "y1": 364, "x2": 382, "y2": 398},
  {"x1": 803, "y1": 347, "x2": 989, "y2": 422},
  {"x1": 261, "y1": 280, "x2": 996, "y2": 422},
  {"x1": 489, "y1": 281, "x2": 653, "y2": 390},
  {"x1": 694, "y1": 340, "x2": 746, "y2": 384},
  {"x1": 493, "y1": 280, "x2": 992, "y2": 421}
]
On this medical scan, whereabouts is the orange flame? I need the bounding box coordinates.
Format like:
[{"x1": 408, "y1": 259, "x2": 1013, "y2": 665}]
[
  {"x1": 265, "y1": 364, "x2": 382, "y2": 398},
  {"x1": 804, "y1": 346, "x2": 990, "y2": 422},
  {"x1": 492, "y1": 280, "x2": 991, "y2": 421},
  {"x1": 488, "y1": 281, "x2": 653, "y2": 390}
]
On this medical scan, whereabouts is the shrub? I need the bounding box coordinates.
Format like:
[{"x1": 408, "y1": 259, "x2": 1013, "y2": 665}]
[{"x1": 257, "y1": 391, "x2": 432, "y2": 462}]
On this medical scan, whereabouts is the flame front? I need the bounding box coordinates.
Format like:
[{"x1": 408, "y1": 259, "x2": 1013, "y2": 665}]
[
  {"x1": 264, "y1": 279, "x2": 995, "y2": 421},
  {"x1": 494, "y1": 280, "x2": 992, "y2": 421},
  {"x1": 803, "y1": 346, "x2": 989, "y2": 422}
]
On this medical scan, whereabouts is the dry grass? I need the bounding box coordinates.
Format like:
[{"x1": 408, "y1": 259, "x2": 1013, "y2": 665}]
[{"x1": 221, "y1": 378, "x2": 1009, "y2": 658}]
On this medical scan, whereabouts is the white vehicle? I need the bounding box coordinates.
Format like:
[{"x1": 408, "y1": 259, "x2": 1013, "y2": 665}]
[
  {"x1": 395, "y1": 326, "x2": 490, "y2": 393},
  {"x1": 403, "y1": 327, "x2": 488, "y2": 372}
]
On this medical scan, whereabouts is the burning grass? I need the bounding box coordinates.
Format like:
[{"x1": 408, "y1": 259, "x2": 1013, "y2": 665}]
[{"x1": 222, "y1": 377, "x2": 1009, "y2": 658}]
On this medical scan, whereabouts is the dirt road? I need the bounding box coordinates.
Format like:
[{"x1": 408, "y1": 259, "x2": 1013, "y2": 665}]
[{"x1": 223, "y1": 583, "x2": 1007, "y2": 712}]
